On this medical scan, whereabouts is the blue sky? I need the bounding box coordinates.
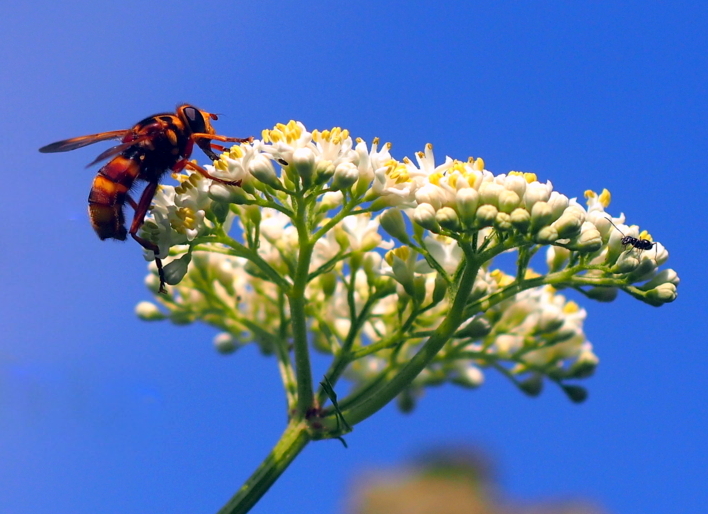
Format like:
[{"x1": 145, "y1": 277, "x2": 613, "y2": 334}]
[{"x1": 1, "y1": 1, "x2": 707, "y2": 513}]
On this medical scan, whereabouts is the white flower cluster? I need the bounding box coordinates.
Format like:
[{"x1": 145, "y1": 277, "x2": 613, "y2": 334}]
[
  {"x1": 136, "y1": 120, "x2": 678, "y2": 408},
  {"x1": 342, "y1": 265, "x2": 598, "y2": 405},
  {"x1": 139, "y1": 171, "x2": 219, "y2": 259},
  {"x1": 405, "y1": 154, "x2": 601, "y2": 251}
]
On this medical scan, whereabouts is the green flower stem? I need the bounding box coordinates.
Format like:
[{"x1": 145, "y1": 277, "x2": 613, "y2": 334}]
[
  {"x1": 251, "y1": 197, "x2": 294, "y2": 217},
  {"x1": 462, "y1": 266, "x2": 626, "y2": 319},
  {"x1": 290, "y1": 194, "x2": 316, "y2": 417},
  {"x1": 326, "y1": 371, "x2": 390, "y2": 415},
  {"x1": 193, "y1": 234, "x2": 292, "y2": 291},
  {"x1": 276, "y1": 293, "x2": 298, "y2": 412},
  {"x1": 307, "y1": 251, "x2": 351, "y2": 281},
  {"x1": 311, "y1": 199, "x2": 357, "y2": 241},
  {"x1": 317, "y1": 290, "x2": 383, "y2": 405},
  {"x1": 340, "y1": 243, "x2": 481, "y2": 426},
  {"x1": 411, "y1": 237, "x2": 452, "y2": 283},
  {"x1": 216, "y1": 421, "x2": 310, "y2": 514}
]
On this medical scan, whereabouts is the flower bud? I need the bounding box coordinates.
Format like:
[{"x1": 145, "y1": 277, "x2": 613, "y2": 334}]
[
  {"x1": 386, "y1": 249, "x2": 416, "y2": 297},
  {"x1": 334, "y1": 225, "x2": 350, "y2": 251},
  {"x1": 319, "y1": 271, "x2": 338, "y2": 297},
  {"x1": 569, "y1": 223, "x2": 603, "y2": 252},
  {"x1": 331, "y1": 162, "x2": 359, "y2": 190},
  {"x1": 510, "y1": 208, "x2": 531, "y2": 232},
  {"x1": 360, "y1": 231, "x2": 382, "y2": 252},
  {"x1": 626, "y1": 258, "x2": 659, "y2": 284},
  {"x1": 562, "y1": 384, "x2": 588, "y2": 403},
  {"x1": 566, "y1": 352, "x2": 599, "y2": 379},
  {"x1": 413, "y1": 275, "x2": 427, "y2": 303},
  {"x1": 416, "y1": 184, "x2": 445, "y2": 210},
  {"x1": 396, "y1": 387, "x2": 419, "y2": 413},
  {"x1": 478, "y1": 182, "x2": 504, "y2": 208},
  {"x1": 530, "y1": 201, "x2": 554, "y2": 231},
  {"x1": 135, "y1": 301, "x2": 165, "y2": 321},
  {"x1": 208, "y1": 199, "x2": 230, "y2": 224},
  {"x1": 314, "y1": 159, "x2": 335, "y2": 185},
  {"x1": 537, "y1": 309, "x2": 565, "y2": 333},
  {"x1": 494, "y1": 334, "x2": 523, "y2": 357},
  {"x1": 503, "y1": 174, "x2": 527, "y2": 199},
  {"x1": 494, "y1": 212, "x2": 512, "y2": 232},
  {"x1": 213, "y1": 332, "x2": 238, "y2": 354},
  {"x1": 468, "y1": 277, "x2": 489, "y2": 302},
  {"x1": 523, "y1": 181, "x2": 551, "y2": 209},
  {"x1": 639, "y1": 269, "x2": 680, "y2": 290},
  {"x1": 318, "y1": 191, "x2": 344, "y2": 212},
  {"x1": 645, "y1": 283, "x2": 678, "y2": 305},
  {"x1": 498, "y1": 190, "x2": 521, "y2": 213},
  {"x1": 432, "y1": 274, "x2": 448, "y2": 304},
  {"x1": 435, "y1": 207, "x2": 461, "y2": 231},
  {"x1": 611, "y1": 251, "x2": 640, "y2": 273},
  {"x1": 243, "y1": 204, "x2": 262, "y2": 225},
  {"x1": 379, "y1": 208, "x2": 411, "y2": 243},
  {"x1": 451, "y1": 364, "x2": 484, "y2": 389},
  {"x1": 547, "y1": 191, "x2": 569, "y2": 219},
  {"x1": 552, "y1": 211, "x2": 584, "y2": 239},
  {"x1": 413, "y1": 203, "x2": 440, "y2": 232},
  {"x1": 456, "y1": 188, "x2": 479, "y2": 226},
  {"x1": 248, "y1": 154, "x2": 281, "y2": 189},
  {"x1": 163, "y1": 254, "x2": 192, "y2": 285},
  {"x1": 583, "y1": 287, "x2": 618, "y2": 302},
  {"x1": 535, "y1": 225, "x2": 559, "y2": 244},
  {"x1": 518, "y1": 375, "x2": 543, "y2": 397},
  {"x1": 455, "y1": 316, "x2": 492, "y2": 339},
  {"x1": 475, "y1": 204, "x2": 498, "y2": 227},
  {"x1": 209, "y1": 183, "x2": 251, "y2": 205},
  {"x1": 292, "y1": 147, "x2": 316, "y2": 186}
]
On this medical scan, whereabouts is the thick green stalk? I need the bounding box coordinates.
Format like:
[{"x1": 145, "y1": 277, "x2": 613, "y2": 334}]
[
  {"x1": 341, "y1": 245, "x2": 481, "y2": 425},
  {"x1": 289, "y1": 194, "x2": 315, "y2": 417},
  {"x1": 216, "y1": 422, "x2": 310, "y2": 514}
]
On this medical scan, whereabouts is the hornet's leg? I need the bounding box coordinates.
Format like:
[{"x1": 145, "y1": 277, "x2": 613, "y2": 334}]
[
  {"x1": 191, "y1": 133, "x2": 254, "y2": 144},
  {"x1": 172, "y1": 158, "x2": 243, "y2": 187},
  {"x1": 126, "y1": 193, "x2": 138, "y2": 211},
  {"x1": 128, "y1": 181, "x2": 166, "y2": 294}
]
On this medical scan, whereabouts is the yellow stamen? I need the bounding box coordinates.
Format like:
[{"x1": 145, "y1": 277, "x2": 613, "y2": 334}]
[
  {"x1": 386, "y1": 160, "x2": 410, "y2": 183},
  {"x1": 563, "y1": 301, "x2": 580, "y2": 314},
  {"x1": 599, "y1": 188, "x2": 612, "y2": 207}
]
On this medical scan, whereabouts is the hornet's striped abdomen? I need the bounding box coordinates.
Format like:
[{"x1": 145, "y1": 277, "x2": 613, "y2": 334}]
[{"x1": 87, "y1": 150, "x2": 142, "y2": 240}]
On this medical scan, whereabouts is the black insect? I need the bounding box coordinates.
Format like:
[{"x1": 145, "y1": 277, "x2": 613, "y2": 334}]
[{"x1": 605, "y1": 217, "x2": 659, "y2": 258}]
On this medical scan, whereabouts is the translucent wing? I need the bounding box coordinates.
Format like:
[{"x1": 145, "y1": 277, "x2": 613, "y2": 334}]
[
  {"x1": 39, "y1": 130, "x2": 129, "y2": 153},
  {"x1": 84, "y1": 136, "x2": 152, "y2": 167}
]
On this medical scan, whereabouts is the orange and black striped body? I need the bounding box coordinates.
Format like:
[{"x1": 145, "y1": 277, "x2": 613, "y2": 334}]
[
  {"x1": 88, "y1": 149, "x2": 140, "y2": 240},
  {"x1": 86, "y1": 112, "x2": 193, "y2": 241},
  {"x1": 39, "y1": 104, "x2": 252, "y2": 293}
]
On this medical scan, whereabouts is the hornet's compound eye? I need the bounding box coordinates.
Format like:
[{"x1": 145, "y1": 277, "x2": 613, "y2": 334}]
[
  {"x1": 182, "y1": 106, "x2": 207, "y2": 133},
  {"x1": 184, "y1": 106, "x2": 198, "y2": 122}
]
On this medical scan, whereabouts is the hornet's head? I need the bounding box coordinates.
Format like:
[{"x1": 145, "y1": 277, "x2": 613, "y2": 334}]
[{"x1": 176, "y1": 104, "x2": 219, "y2": 160}]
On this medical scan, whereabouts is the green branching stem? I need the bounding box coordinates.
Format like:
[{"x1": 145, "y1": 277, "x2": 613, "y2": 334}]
[
  {"x1": 311, "y1": 199, "x2": 358, "y2": 241},
  {"x1": 216, "y1": 422, "x2": 310, "y2": 514},
  {"x1": 192, "y1": 234, "x2": 291, "y2": 291},
  {"x1": 289, "y1": 193, "x2": 316, "y2": 417},
  {"x1": 317, "y1": 288, "x2": 387, "y2": 405},
  {"x1": 338, "y1": 242, "x2": 481, "y2": 426}
]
